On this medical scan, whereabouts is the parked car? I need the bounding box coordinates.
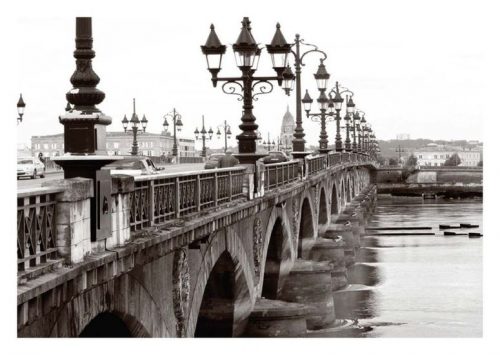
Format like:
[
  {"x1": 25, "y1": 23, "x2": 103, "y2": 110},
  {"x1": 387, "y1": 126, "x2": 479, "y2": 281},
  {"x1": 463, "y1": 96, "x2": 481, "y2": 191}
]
[
  {"x1": 17, "y1": 157, "x2": 45, "y2": 179},
  {"x1": 103, "y1": 157, "x2": 164, "y2": 176},
  {"x1": 261, "y1": 151, "x2": 289, "y2": 164},
  {"x1": 204, "y1": 153, "x2": 226, "y2": 169}
]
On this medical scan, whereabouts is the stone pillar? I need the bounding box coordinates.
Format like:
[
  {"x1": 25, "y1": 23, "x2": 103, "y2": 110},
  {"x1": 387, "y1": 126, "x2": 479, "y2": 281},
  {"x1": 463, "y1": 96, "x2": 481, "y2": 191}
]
[
  {"x1": 43, "y1": 178, "x2": 93, "y2": 264},
  {"x1": 106, "y1": 175, "x2": 135, "y2": 249},
  {"x1": 240, "y1": 164, "x2": 256, "y2": 199}
]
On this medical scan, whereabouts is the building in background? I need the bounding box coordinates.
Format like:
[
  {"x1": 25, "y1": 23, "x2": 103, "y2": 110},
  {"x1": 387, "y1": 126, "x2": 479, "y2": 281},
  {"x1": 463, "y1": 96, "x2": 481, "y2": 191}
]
[
  {"x1": 280, "y1": 106, "x2": 295, "y2": 153},
  {"x1": 31, "y1": 131, "x2": 196, "y2": 159},
  {"x1": 413, "y1": 143, "x2": 482, "y2": 167}
]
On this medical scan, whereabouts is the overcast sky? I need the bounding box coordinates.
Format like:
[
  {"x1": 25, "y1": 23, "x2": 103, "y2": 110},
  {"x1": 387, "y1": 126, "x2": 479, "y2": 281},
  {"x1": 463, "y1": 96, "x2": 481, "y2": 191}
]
[{"x1": 13, "y1": 0, "x2": 489, "y2": 153}]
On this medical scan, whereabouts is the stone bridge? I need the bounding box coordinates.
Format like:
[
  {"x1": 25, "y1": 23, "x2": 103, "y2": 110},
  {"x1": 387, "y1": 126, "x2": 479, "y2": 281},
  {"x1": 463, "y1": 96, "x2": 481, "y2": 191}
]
[{"x1": 17, "y1": 152, "x2": 378, "y2": 337}]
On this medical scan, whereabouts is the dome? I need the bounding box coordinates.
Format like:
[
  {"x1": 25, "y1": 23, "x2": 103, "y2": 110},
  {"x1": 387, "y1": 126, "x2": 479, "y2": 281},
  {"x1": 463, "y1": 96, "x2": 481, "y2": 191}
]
[{"x1": 281, "y1": 105, "x2": 295, "y2": 130}]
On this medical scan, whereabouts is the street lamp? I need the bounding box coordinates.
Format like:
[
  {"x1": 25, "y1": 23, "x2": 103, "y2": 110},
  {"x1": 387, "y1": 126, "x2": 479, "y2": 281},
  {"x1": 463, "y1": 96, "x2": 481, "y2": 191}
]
[
  {"x1": 342, "y1": 95, "x2": 356, "y2": 152},
  {"x1": 194, "y1": 115, "x2": 213, "y2": 158},
  {"x1": 356, "y1": 111, "x2": 367, "y2": 153},
  {"x1": 302, "y1": 60, "x2": 335, "y2": 154},
  {"x1": 328, "y1": 81, "x2": 354, "y2": 152},
  {"x1": 216, "y1": 120, "x2": 232, "y2": 152},
  {"x1": 286, "y1": 34, "x2": 328, "y2": 157},
  {"x1": 262, "y1": 132, "x2": 275, "y2": 152},
  {"x1": 17, "y1": 94, "x2": 25, "y2": 124},
  {"x1": 163, "y1": 108, "x2": 183, "y2": 161},
  {"x1": 201, "y1": 17, "x2": 295, "y2": 165},
  {"x1": 122, "y1": 98, "x2": 148, "y2": 156}
]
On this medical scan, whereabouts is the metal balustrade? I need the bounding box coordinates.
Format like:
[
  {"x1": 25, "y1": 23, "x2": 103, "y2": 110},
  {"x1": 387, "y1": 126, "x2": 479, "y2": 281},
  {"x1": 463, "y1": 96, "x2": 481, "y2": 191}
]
[
  {"x1": 17, "y1": 187, "x2": 63, "y2": 271},
  {"x1": 306, "y1": 155, "x2": 327, "y2": 175},
  {"x1": 131, "y1": 167, "x2": 247, "y2": 231},
  {"x1": 328, "y1": 152, "x2": 342, "y2": 167},
  {"x1": 263, "y1": 160, "x2": 301, "y2": 191}
]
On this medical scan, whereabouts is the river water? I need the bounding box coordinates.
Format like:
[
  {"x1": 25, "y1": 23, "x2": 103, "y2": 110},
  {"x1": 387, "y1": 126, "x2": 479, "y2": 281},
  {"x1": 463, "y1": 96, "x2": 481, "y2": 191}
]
[{"x1": 313, "y1": 197, "x2": 483, "y2": 337}]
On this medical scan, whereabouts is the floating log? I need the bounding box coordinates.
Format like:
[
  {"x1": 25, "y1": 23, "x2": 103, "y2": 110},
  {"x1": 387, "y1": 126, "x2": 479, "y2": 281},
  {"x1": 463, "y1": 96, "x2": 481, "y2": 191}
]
[
  {"x1": 366, "y1": 227, "x2": 432, "y2": 231},
  {"x1": 460, "y1": 223, "x2": 479, "y2": 228},
  {"x1": 439, "y1": 224, "x2": 461, "y2": 230},
  {"x1": 443, "y1": 231, "x2": 467, "y2": 236},
  {"x1": 469, "y1": 232, "x2": 483, "y2": 238},
  {"x1": 367, "y1": 232, "x2": 435, "y2": 236}
]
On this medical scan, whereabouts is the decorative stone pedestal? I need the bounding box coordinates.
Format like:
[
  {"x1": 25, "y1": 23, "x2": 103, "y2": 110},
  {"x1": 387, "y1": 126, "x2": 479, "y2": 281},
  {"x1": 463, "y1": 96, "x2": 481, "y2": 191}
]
[
  {"x1": 323, "y1": 224, "x2": 356, "y2": 267},
  {"x1": 279, "y1": 259, "x2": 335, "y2": 330},
  {"x1": 309, "y1": 237, "x2": 348, "y2": 290},
  {"x1": 244, "y1": 298, "x2": 311, "y2": 337}
]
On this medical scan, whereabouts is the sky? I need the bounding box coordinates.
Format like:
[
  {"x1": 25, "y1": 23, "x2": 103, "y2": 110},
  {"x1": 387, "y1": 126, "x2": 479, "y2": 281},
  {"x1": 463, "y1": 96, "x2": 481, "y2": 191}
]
[{"x1": 12, "y1": 0, "x2": 491, "y2": 154}]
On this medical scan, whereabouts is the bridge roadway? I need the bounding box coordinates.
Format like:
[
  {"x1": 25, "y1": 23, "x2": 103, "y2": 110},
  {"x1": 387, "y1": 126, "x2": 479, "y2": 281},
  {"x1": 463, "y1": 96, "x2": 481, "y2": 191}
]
[{"x1": 17, "y1": 152, "x2": 378, "y2": 337}]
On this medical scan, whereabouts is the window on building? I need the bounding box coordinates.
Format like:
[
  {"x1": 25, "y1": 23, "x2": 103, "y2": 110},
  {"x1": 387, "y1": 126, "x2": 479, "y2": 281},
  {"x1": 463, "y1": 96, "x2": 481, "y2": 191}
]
[
  {"x1": 434, "y1": 155, "x2": 437, "y2": 159},
  {"x1": 113, "y1": 142, "x2": 119, "y2": 149},
  {"x1": 52, "y1": 143, "x2": 57, "y2": 149},
  {"x1": 43, "y1": 143, "x2": 49, "y2": 149}
]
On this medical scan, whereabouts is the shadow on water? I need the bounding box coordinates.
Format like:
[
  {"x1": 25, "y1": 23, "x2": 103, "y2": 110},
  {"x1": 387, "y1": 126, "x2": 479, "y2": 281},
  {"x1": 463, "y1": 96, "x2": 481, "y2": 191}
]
[{"x1": 347, "y1": 263, "x2": 382, "y2": 286}]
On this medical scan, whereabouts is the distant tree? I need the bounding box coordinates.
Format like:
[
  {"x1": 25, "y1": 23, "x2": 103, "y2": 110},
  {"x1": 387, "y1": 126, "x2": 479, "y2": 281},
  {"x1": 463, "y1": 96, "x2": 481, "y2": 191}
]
[
  {"x1": 376, "y1": 156, "x2": 386, "y2": 165},
  {"x1": 388, "y1": 158, "x2": 399, "y2": 166},
  {"x1": 477, "y1": 160, "x2": 483, "y2": 167},
  {"x1": 405, "y1": 154, "x2": 418, "y2": 168},
  {"x1": 444, "y1": 153, "x2": 461, "y2": 166}
]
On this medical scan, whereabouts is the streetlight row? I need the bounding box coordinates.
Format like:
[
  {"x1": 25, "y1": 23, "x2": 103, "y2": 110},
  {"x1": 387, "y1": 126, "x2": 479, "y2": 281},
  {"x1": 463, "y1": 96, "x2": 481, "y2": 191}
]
[{"x1": 201, "y1": 17, "x2": 380, "y2": 162}]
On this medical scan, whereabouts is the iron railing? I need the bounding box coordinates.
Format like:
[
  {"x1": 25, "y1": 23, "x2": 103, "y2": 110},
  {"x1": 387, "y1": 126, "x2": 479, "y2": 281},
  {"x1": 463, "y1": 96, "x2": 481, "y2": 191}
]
[
  {"x1": 328, "y1": 152, "x2": 342, "y2": 167},
  {"x1": 263, "y1": 160, "x2": 301, "y2": 191},
  {"x1": 306, "y1": 155, "x2": 327, "y2": 175},
  {"x1": 130, "y1": 167, "x2": 247, "y2": 231},
  {"x1": 17, "y1": 187, "x2": 63, "y2": 271}
]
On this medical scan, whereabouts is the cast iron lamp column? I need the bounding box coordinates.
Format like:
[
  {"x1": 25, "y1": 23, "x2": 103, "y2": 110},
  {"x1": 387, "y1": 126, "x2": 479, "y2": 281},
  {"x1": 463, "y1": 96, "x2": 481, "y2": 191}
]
[
  {"x1": 356, "y1": 110, "x2": 366, "y2": 153},
  {"x1": 17, "y1": 94, "x2": 26, "y2": 124},
  {"x1": 343, "y1": 95, "x2": 355, "y2": 152},
  {"x1": 201, "y1": 17, "x2": 295, "y2": 165},
  {"x1": 163, "y1": 108, "x2": 183, "y2": 161},
  {"x1": 121, "y1": 98, "x2": 148, "y2": 156},
  {"x1": 302, "y1": 59, "x2": 336, "y2": 154},
  {"x1": 194, "y1": 115, "x2": 213, "y2": 158},
  {"x1": 287, "y1": 34, "x2": 327, "y2": 158},
  {"x1": 216, "y1": 120, "x2": 232, "y2": 152},
  {"x1": 328, "y1": 81, "x2": 354, "y2": 152}
]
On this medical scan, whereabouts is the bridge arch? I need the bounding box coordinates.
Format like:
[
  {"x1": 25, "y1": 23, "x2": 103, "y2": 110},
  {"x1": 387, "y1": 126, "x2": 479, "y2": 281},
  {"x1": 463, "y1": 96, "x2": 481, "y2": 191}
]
[
  {"x1": 318, "y1": 187, "x2": 328, "y2": 226},
  {"x1": 331, "y1": 183, "x2": 339, "y2": 216},
  {"x1": 187, "y1": 227, "x2": 254, "y2": 337},
  {"x1": 49, "y1": 272, "x2": 168, "y2": 337},
  {"x1": 260, "y1": 214, "x2": 293, "y2": 299},
  {"x1": 298, "y1": 196, "x2": 315, "y2": 258}
]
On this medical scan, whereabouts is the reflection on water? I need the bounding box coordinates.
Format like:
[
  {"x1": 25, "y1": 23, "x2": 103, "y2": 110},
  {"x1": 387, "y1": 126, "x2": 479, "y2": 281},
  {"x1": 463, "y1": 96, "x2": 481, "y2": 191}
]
[{"x1": 316, "y1": 199, "x2": 482, "y2": 337}]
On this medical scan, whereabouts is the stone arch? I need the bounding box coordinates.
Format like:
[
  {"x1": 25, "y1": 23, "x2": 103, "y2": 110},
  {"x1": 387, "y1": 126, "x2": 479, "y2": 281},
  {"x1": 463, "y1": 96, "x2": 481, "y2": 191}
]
[
  {"x1": 298, "y1": 197, "x2": 315, "y2": 258},
  {"x1": 318, "y1": 187, "x2": 328, "y2": 226},
  {"x1": 187, "y1": 227, "x2": 254, "y2": 337},
  {"x1": 80, "y1": 312, "x2": 134, "y2": 337},
  {"x1": 346, "y1": 176, "x2": 352, "y2": 203},
  {"x1": 49, "y1": 272, "x2": 168, "y2": 337},
  {"x1": 261, "y1": 216, "x2": 293, "y2": 299},
  {"x1": 340, "y1": 179, "x2": 346, "y2": 209},
  {"x1": 331, "y1": 183, "x2": 339, "y2": 216}
]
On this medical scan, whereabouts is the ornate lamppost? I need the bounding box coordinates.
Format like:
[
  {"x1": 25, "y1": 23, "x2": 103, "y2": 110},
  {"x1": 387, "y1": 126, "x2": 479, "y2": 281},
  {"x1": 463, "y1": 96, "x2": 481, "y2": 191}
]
[
  {"x1": 356, "y1": 111, "x2": 367, "y2": 153},
  {"x1": 122, "y1": 98, "x2": 148, "y2": 156},
  {"x1": 301, "y1": 60, "x2": 336, "y2": 154},
  {"x1": 216, "y1": 120, "x2": 232, "y2": 152},
  {"x1": 328, "y1": 81, "x2": 354, "y2": 152},
  {"x1": 343, "y1": 95, "x2": 356, "y2": 152},
  {"x1": 17, "y1": 94, "x2": 25, "y2": 124},
  {"x1": 263, "y1": 132, "x2": 275, "y2": 152},
  {"x1": 163, "y1": 108, "x2": 183, "y2": 161},
  {"x1": 194, "y1": 115, "x2": 213, "y2": 158},
  {"x1": 287, "y1": 34, "x2": 327, "y2": 158},
  {"x1": 201, "y1": 17, "x2": 295, "y2": 165}
]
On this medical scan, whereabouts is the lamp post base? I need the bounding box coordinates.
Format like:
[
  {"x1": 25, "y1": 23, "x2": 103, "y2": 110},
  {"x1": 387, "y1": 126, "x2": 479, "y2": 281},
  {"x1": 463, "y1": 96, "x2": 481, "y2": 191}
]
[
  {"x1": 291, "y1": 151, "x2": 313, "y2": 160},
  {"x1": 233, "y1": 153, "x2": 268, "y2": 165}
]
